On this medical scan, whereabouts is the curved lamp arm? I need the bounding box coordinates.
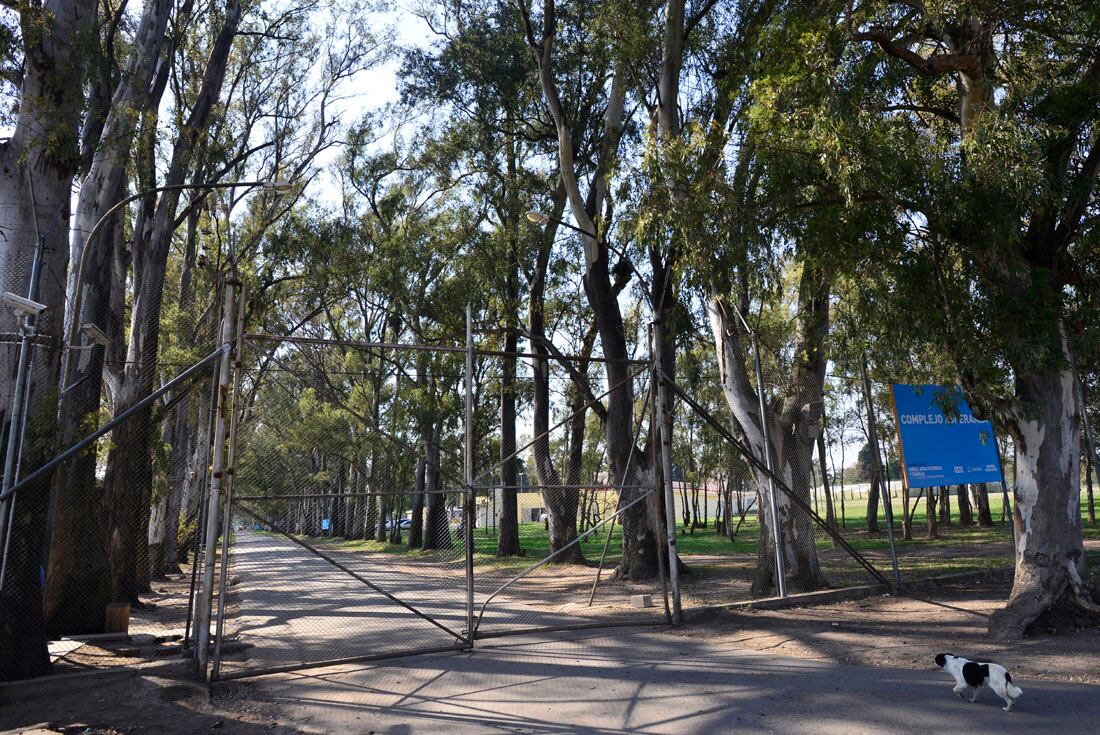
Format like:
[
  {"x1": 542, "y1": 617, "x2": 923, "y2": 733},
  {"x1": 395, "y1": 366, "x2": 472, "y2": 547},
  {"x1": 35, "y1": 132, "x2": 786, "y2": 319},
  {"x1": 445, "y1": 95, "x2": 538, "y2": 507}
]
[{"x1": 63, "y1": 179, "x2": 290, "y2": 383}]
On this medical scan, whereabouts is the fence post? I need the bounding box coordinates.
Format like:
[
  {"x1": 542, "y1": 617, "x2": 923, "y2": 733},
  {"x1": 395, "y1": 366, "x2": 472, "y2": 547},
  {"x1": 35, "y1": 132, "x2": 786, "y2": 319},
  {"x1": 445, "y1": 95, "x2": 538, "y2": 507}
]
[
  {"x1": 211, "y1": 280, "x2": 247, "y2": 681},
  {"x1": 751, "y1": 330, "x2": 787, "y2": 598},
  {"x1": 653, "y1": 318, "x2": 682, "y2": 622},
  {"x1": 860, "y1": 356, "x2": 901, "y2": 588},
  {"x1": 464, "y1": 303, "x2": 475, "y2": 645},
  {"x1": 0, "y1": 234, "x2": 44, "y2": 591},
  {"x1": 196, "y1": 262, "x2": 239, "y2": 677}
]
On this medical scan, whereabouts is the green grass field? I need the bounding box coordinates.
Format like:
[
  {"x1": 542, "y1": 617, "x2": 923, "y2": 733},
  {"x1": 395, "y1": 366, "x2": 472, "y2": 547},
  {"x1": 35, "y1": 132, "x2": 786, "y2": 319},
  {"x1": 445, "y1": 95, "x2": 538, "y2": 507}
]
[{"x1": 256, "y1": 495, "x2": 1100, "y2": 581}]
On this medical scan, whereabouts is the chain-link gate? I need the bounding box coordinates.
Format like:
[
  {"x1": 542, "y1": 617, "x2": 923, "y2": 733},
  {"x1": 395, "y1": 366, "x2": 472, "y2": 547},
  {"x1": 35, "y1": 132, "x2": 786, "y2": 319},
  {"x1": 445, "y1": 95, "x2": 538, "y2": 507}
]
[{"x1": 206, "y1": 308, "x2": 671, "y2": 680}]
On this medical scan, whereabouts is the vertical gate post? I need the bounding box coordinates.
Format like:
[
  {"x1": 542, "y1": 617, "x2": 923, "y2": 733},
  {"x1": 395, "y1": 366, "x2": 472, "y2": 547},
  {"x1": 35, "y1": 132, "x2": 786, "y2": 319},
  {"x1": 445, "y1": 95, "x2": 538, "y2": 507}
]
[
  {"x1": 750, "y1": 330, "x2": 787, "y2": 598},
  {"x1": 196, "y1": 262, "x2": 239, "y2": 676},
  {"x1": 861, "y1": 356, "x2": 901, "y2": 587},
  {"x1": 211, "y1": 279, "x2": 247, "y2": 681},
  {"x1": 652, "y1": 318, "x2": 682, "y2": 622},
  {"x1": 464, "y1": 304, "x2": 475, "y2": 645}
]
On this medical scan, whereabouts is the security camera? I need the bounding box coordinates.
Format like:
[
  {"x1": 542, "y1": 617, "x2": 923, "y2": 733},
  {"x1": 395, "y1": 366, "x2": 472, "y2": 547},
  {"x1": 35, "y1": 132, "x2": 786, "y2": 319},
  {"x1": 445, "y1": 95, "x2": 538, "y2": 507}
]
[
  {"x1": 81, "y1": 322, "x2": 111, "y2": 347},
  {"x1": 2, "y1": 292, "x2": 47, "y2": 317}
]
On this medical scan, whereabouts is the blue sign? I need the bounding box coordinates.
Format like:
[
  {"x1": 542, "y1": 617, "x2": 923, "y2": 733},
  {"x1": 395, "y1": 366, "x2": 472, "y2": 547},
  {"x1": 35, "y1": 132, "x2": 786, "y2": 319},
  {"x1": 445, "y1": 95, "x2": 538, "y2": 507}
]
[
  {"x1": 321, "y1": 518, "x2": 331, "y2": 531},
  {"x1": 890, "y1": 384, "x2": 1003, "y2": 489}
]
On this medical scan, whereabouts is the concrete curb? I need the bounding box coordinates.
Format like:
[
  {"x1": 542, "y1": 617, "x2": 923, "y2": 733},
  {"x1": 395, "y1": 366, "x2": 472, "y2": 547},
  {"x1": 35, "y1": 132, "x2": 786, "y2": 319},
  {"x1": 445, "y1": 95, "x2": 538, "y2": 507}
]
[
  {"x1": 683, "y1": 565, "x2": 1015, "y2": 622},
  {"x1": 0, "y1": 657, "x2": 195, "y2": 704}
]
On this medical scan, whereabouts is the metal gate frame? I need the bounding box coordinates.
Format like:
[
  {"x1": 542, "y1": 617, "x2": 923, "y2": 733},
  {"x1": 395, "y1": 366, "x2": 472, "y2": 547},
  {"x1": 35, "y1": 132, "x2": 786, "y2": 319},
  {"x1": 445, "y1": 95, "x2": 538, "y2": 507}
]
[{"x1": 196, "y1": 298, "x2": 680, "y2": 681}]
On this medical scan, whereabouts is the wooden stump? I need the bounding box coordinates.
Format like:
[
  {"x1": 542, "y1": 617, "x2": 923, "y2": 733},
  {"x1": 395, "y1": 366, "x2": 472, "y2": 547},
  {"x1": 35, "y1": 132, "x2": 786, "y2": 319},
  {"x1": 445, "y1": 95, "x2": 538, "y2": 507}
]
[{"x1": 104, "y1": 602, "x2": 130, "y2": 634}]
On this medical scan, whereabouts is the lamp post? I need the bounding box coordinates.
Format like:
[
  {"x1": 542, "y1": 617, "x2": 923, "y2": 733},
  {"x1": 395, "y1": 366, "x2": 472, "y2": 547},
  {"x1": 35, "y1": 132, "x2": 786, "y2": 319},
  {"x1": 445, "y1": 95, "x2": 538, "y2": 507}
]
[
  {"x1": 62, "y1": 179, "x2": 291, "y2": 385},
  {"x1": 526, "y1": 207, "x2": 682, "y2": 614}
]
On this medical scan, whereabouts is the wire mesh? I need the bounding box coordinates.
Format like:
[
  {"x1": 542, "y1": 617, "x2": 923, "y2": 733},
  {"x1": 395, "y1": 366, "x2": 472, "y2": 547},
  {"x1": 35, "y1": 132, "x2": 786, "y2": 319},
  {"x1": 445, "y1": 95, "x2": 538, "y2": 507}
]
[
  {"x1": 469, "y1": 351, "x2": 667, "y2": 637},
  {"x1": 0, "y1": 350, "x2": 217, "y2": 678},
  {"x1": 212, "y1": 335, "x2": 668, "y2": 678},
  {"x1": 669, "y1": 325, "x2": 1021, "y2": 611}
]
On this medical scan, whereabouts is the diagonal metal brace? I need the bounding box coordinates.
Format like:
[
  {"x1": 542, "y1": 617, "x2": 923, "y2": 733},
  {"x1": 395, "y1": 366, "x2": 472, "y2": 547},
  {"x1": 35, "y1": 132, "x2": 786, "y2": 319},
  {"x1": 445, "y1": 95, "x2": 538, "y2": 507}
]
[
  {"x1": 660, "y1": 371, "x2": 894, "y2": 591},
  {"x1": 232, "y1": 501, "x2": 471, "y2": 645}
]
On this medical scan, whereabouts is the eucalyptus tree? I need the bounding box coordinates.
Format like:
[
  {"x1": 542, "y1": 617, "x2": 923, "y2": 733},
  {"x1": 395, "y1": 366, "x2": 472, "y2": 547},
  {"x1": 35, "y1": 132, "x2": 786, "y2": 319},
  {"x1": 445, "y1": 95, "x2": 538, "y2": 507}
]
[
  {"x1": 516, "y1": 0, "x2": 663, "y2": 579},
  {"x1": 402, "y1": 1, "x2": 560, "y2": 556},
  {"x1": 46, "y1": 0, "x2": 175, "y2": 638},
  {"x1": 829, "y1": 1, "x2": 1100, "y2": 636},
  {"x1": 0, "y1": 0, "x2": 95, "y2": 684}
]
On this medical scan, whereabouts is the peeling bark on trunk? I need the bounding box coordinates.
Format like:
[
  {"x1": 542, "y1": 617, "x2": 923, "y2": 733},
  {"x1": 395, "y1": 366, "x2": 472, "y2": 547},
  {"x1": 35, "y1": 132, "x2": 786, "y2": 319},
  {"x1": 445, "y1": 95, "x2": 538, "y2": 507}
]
[
  {"x1": 957, "y1": 484, "x2": 974, "y2": 525},
  {"x1": 524, "y1": 16, "x2": 658, "y2": 579},
  {"x1": 990, "y1": 356, "x2": 1099, "y2": 638},
  {"x1": 529, "y1": 187, "x2": 584, "y2": 563},
  {"x1": 707, "y1": 266, "x2": 829, "y2": 596},
  {"x1": 0, "y1": 0, "x2": 95, "y2": 680},
  {"x1": 100, "y1": 0, "x2": 242, "y2": 603}
]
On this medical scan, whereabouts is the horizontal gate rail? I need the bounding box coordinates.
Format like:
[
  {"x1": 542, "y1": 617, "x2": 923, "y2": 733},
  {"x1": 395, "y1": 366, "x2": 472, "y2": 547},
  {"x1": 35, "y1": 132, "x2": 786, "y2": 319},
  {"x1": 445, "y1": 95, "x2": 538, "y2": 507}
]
[{"x1": 213, "y1": 643, "x2": 470, "y2": 681}]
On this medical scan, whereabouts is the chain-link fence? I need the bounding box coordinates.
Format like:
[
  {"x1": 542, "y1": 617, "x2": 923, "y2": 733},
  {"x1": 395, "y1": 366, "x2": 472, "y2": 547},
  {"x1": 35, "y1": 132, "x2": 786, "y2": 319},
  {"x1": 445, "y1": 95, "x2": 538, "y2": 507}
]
[
  {"x1": 210, "y1": 326, "x2": 667, "y2": 680},
  {"x1": 666, "y1": 322, "x2": 1022, "y2": 613},
  {"x1": 6, "y1": 269, "x2": 1052, "y2": 684},
  {"x1": 0, "y1": 232, "x2": 229, "y2": 681}
]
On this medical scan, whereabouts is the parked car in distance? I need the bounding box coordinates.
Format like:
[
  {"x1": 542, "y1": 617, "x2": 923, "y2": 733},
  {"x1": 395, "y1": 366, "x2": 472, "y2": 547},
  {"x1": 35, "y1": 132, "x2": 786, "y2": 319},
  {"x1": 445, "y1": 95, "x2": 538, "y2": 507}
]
[{"x1": 384, "y1": 518, "x2": 412, "y2": 531}]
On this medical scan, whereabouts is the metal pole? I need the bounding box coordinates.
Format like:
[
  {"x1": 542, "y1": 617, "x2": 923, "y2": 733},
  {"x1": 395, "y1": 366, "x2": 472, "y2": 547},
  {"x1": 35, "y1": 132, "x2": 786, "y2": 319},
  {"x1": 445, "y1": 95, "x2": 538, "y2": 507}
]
[
  {"x1": 1072, "y1": 355, "x2": 1097, "y2": 526},
  {"x1": 187, "y1": 350, "x2": 224, "y2": 648},
  {"x1": 861, "y1": 356, "x2": 901, "y2": 587},
  {"x1": 751, "y1": 331, "x2": 786, "y2": 598},
  {"x1": 464, "y1": 304, "x2": 475, "y2": 646},
  {"x1": 195, "y1": 264, "x2": 238, "y2": 676},
  {"x1": 653, "y1": 319, "x2": 682, "y2": 622},
  {"x1": 211, "y1": 281, "x2": 247, "y2": 681},
  {"x1": 0, "y1": 235, "x2": 44, "y2": 591}
]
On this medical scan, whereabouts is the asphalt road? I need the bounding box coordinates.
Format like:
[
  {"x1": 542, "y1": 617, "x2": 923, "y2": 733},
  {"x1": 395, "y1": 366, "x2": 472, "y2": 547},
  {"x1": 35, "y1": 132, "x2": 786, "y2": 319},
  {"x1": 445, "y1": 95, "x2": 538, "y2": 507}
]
[
  {"x1": 220, "y1": 531, "x2": 661, "y2": 676},
  {"x1": 228, "y1": 626, "x2": 1100, "y2": 734}
]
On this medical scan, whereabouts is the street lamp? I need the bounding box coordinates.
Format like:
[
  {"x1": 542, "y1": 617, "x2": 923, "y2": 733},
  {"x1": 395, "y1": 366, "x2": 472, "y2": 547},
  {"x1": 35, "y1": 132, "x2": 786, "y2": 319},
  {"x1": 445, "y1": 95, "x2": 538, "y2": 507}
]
[
  {"x1": 63, "y1": 178, "x2": 291, "y2": 384},
  {"x1": 525, "y1": 209, "x2": 593, "y2": 238},
  {"x1": 525, "y1": 208, "x2": 656, "y2": 301}
]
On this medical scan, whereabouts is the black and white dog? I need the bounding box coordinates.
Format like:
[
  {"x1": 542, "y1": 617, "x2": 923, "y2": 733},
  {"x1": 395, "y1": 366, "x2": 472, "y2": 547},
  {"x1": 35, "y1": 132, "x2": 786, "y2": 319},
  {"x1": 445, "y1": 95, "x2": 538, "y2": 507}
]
[{"x1": 935, "y1": 653, "x2": 1023, "y2": 711}]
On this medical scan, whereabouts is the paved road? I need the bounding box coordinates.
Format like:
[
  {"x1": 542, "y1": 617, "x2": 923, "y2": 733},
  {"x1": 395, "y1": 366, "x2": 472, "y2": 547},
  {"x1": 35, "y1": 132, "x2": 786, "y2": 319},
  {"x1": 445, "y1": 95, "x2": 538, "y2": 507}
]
[
  {"x1": 220, "y1": 532, "x2": 662, "y2": 676},
  {"x1": 229, "y1": 627, "x2": 1100, "y2": 734}
]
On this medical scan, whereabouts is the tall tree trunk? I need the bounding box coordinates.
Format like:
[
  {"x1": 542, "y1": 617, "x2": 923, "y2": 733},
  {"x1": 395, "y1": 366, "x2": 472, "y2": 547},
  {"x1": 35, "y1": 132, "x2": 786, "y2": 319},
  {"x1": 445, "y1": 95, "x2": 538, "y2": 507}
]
[
  {"x1": 50, "y1": 0, "x2": 174, "y2": 622},
  {"x1": 707, "y1": 271, "x2": 830, "y2": 596},
  {"x1": 529, "y1": 190, "x2": 584, "y2": 563},
  {"x1": 817, "y1": 428, "x2": 837, "y2": 533},
  {"x1": 867, "y1": 473, "x2": 881, "y2": 534},
  {"x1": 926, "y1": 487, "x2": 939, "y2": 539},
  {"x1": 495, "y1": 279, "x2": 520, "y2": 556},
  {"x1": 975, "y1": 484, "x2": 994, "y2": 527},
  {"x1": 158, "y1": 203, "x2": 204, "y2": 574},
  {"x1": 407, "y1": 454, "x2": 425, "y2": 549},
  {"x1": 939, "y1": 487, "x2": 951, "y2": 525},
  {"x1": 989, "y1": 354, "x2": 1098, "y2": 638},
  {"x1": 957, "y1": 484, "x2": 974, "y2": 525},
  {"x1": 101, "y1": 0, "x2": 242, "y2": 603},
  {"x1": 528, "y1": 25, "x2": 659, "y2": 579},
  {"x1": 422, "y1": 420, "x2": 451, "y2": 551},
  {"x1": 0, "y1": 0, "x2": 96, "y2": 681}
]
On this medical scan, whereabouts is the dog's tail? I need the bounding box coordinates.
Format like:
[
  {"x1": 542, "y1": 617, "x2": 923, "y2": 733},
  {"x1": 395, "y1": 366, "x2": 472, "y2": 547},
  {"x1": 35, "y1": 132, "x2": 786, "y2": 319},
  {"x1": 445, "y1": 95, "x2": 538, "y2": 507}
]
[{"x1": 1007, "y1": 683, "x2": 1023, "y2": 699}]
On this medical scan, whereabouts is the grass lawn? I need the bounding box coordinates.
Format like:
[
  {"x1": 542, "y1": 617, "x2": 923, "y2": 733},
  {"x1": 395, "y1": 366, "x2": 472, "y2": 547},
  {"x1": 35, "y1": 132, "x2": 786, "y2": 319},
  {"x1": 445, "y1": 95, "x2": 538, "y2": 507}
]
[{"x1": 254, "y1": 494, "x2": 1100, "y2": 580}]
